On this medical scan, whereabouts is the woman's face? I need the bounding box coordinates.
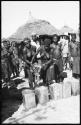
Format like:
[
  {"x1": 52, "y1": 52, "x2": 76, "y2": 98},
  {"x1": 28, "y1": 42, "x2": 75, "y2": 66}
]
[
  {"x1": 3, "y1": 42, "x2": 7, "y2": 48},
  {"x1": 25, "y1": 40, "x2": 30, "y2": 47},
  {"x1": 44, "y1": 44, "x2": 50, "y2": 50},
  {"x1": 40, "y1": 40, "x2": 44, "y2": 46},
  {"x1": 71, "y1": 35, "x2": 76, "y2": 41},
  {"x1": 32, "y1": 35, "x2": 36, "y2": 41},
  {"x1": 53, "y1": 36, "x2": 58, "y2": 43}
]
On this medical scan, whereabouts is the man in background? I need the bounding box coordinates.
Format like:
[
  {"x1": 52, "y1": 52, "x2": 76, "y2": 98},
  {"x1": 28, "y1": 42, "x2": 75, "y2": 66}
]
[
  {"x1": 69, "y1": 33, "x2": 80, "y2": 79},
  {"x1": 1, "y1": 40, "x2": 11, "y2": 87}
]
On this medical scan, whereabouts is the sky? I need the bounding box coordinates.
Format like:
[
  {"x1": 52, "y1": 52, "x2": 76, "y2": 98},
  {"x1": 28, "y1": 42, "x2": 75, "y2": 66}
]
[{"x1": 1, "y1": 1, "x2": 79, "y2": 38}]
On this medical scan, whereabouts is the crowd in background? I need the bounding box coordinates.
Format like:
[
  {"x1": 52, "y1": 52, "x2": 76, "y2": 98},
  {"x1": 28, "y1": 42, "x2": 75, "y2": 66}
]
[{"x1": 1, "y1": 32, "x2": 80, "y2": 89}]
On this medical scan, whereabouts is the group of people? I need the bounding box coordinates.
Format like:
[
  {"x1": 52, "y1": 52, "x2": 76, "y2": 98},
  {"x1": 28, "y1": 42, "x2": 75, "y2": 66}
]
[{"x1": 1, "y1": 33, "x2": 80, "y2": 89}]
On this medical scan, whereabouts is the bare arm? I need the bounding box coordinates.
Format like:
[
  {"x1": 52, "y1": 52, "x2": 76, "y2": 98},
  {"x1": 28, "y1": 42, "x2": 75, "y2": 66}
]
[{"x1": 22, "y1": 48, "x2": 31, "y2": 66}]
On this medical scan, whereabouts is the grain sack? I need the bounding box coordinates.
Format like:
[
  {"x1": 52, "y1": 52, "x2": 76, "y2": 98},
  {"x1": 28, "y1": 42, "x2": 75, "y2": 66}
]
[
  {"x1": 49, "y1": 83, "x2": 63, "y2": 100},
  {"x1": 63, "y1": 78, "x2": 71, "y2": 98},
  {"x1": 22, "y1": 89, "x2": 36, "y2": 110},
  {"x1": 70, "y1": 77, "x2": 80, "y2": 96},
  {"x1": 35, "y1": 86, "x2": 49, "y2": 105}
]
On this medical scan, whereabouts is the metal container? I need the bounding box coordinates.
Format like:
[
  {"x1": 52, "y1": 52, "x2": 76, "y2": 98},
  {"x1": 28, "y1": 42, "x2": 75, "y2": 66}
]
[
  {"x1": 63, "y1": 78, "x2": 71, "y2": 98},
  {"x1": 49, "y1": 83, "x2": 63, "y2": 100},
  {"x1": 35, "y1": 86, "x2": 49, "y2": 105},
  {"x1": 70, "y1": 78, "x2": 80, "y2": 96},
  {"x1": 22, "y1": 89, "x2": 36, "y2": 110}
]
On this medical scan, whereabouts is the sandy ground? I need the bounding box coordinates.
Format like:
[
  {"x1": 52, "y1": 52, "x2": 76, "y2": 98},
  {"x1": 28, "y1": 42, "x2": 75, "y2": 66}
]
[
  {"x1": 3, "y1": 95, "x2": 80, "y2": 124},
  {"x1": 3, "y1": 70, "x2": 80, "y2": 124}
]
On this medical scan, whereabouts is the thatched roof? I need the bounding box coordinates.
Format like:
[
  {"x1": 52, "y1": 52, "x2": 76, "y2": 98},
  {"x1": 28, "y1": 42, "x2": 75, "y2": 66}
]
[
  {"x1": 8, "y1": 14, "x2": 61, "y2": 42},
  {"x1": 60, "y1": 25, "x2": 74, "y2": 34}
]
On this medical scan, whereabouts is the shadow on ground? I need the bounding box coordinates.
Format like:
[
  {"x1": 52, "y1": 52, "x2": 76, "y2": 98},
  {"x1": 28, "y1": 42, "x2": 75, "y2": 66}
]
[{"x1": 1, "y1": 78, "x2": 25, "y2": 122}]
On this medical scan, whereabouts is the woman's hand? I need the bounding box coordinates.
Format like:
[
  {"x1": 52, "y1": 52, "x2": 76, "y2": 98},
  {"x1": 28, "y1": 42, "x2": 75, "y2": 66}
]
[
  {"x1": 42, "y1": 63, "x2": 46, "y2": 68},
  {"x1": 30, "y1": 62, "x2": 33, "y2": 67}
]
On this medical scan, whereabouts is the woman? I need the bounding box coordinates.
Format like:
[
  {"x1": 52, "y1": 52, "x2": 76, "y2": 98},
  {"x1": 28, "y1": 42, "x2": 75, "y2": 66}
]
[
  {"x1": 32, "y1": 38, "x2": 54, "y2": 86},
  {"x1": 22, "y1": 37, "x2": 36, "y2": 89},
  {"x1": 50, "y1": 34, "x2": 64, "y2": 82}
]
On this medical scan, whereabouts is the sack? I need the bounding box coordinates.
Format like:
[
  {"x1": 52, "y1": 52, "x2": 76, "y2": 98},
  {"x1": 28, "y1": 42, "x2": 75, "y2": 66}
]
[
  {"x1": 35, "y1": 86, "x2": 49, "y2": 105},
  {"x1": 49, "y1": 83, "x2": 63, "y2": 100},
  {"x1": 22, "y1": 89, "x2": 36, "y2": 110}
]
